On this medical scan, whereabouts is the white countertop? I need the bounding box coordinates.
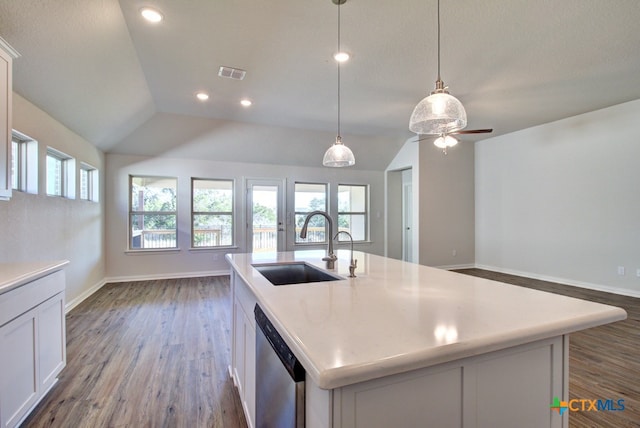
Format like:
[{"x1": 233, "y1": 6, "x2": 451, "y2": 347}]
[
  {"x1": 226, "y1": 250, "x2": 627, "y2": 389},
  {"x1": 0, "y1": 260, "x2": 69, "y2": 295}
]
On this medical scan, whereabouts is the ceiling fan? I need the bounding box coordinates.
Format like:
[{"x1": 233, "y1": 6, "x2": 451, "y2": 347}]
[{"x1": 412, "y1": 128, "x2": 494, "y2": 154}]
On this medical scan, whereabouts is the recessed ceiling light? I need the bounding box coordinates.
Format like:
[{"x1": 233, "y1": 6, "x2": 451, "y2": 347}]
[
  {"x1": 334, "y1": 51, "x2": 350, "y2": 62},
  {"x1": 140, "y1": 7, "x2": 164, "y2": 23},
  {"x1": 196, "y1": 92, "x2": 209, "y2": 101},
  {"x1": 240, "y1": 99, "x2": 252, "y2": 107}
]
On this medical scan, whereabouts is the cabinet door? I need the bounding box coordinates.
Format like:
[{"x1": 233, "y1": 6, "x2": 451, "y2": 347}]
[
  {"x1": 0, "y1": 308, "x2": 39, "y2": 428},
  {"x1": 0, "y1": 45, "x2": 12, "y2": 200},
  {"x1": 243, "y1": 310, "x2": 256, "y2": 425},
  {"x1": 38, "y1": 293, "x2": 66, "y2": 392},
  {"x1": 233, "y1": 300, "x2": 246, "y2": 396}
]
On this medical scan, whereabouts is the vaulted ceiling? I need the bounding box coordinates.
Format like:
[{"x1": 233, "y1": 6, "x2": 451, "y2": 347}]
[{"x1": 2, "y1": 0, "x2": 640, "y2": 170}]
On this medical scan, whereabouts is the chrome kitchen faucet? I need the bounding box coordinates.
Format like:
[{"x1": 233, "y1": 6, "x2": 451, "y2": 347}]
[{"x1": 300, "y1": 210, "x2": 337, "y2": 269}]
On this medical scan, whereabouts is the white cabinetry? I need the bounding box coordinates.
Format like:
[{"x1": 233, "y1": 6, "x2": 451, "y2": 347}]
[
  {"x1": 0, "y1": 38, "x2": 18, "y2": 201},
  {"x1": 312, "y1": 336, "x2": 567, "y2": 428},
  {"x1": 230, "y1": 271, "x2": 257, "y2": 428},
  {"x1": 0, "y1": 269, "x2": 66, "y2": 428}
]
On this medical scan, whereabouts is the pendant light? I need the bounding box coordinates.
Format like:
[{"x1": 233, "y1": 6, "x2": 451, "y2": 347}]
[
  {"x1": 323, "y1": 0, "x2": 355, "y2": 167},
  {"x1": 409, "y1": 0, "x2": 467, "y2": 136}
]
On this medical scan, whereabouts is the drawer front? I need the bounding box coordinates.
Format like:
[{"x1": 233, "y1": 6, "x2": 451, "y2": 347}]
[{"x1": 0, "y1": 270, "x2": 65, "y2": 326}]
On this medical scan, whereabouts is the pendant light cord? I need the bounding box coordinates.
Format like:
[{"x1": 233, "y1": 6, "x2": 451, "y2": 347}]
[
  {"x1": 337, "y1": 1, "x2": 341, "y2": 139},
  {"x1": 436, "y1": 0, "x2": 441, "y2": 81}
]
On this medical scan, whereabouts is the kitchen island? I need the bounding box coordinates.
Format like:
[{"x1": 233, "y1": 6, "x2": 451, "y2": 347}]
[{"x1": 226, "y1": 250, "x2": 626, "y2": 428}]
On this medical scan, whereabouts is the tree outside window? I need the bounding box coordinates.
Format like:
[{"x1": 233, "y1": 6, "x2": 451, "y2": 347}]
[
  {"x1": 192, "y1": 179, "x2": 234, "y2": 247},
  {"x1": 295, "y1": 183, "x2": 328, "y2": 243},
  {"x1": 130, "y1": 176, "x2": 177, "y2": 249}
]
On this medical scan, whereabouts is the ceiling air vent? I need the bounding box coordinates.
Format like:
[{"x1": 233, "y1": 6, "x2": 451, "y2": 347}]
[{"x1": 218, "y1": 66, "x2": 246, "y2": 80}]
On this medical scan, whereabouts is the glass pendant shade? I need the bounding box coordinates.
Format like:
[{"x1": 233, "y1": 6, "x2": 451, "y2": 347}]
[
  {"x1": 323, "y1": 137, "x2": 355, "y2": 167},
  {"x1": 409, "y1": 92, "x2": 467, "y2": 135}
]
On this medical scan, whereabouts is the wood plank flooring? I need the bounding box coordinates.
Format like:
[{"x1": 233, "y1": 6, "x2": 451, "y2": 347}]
[
  {"x1": 456, "y1": 269, "x2": 640, "y2": 428},
  {"x1": 21, "y1": 271, "x2": 639, "y2": 427},
  {"x1": 20, "y1": 276, "x2": 247, "y2": 428}
]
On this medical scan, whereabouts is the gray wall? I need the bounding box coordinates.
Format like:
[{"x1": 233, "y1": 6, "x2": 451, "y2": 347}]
[
  {"x1": 476, "y1": 99, "x2": 640, "y2": 297},
  {"x1": 105, "y1": 153, "x2": 385, "y2": 280},
  {"x1": 385, "y1": 137, "x2": 475, "y2": 268},
  {"x1": 385, "y1": 139, "x2": 420, "y2": 262},
  {"x1": 418, "y1": 140, "x2": 475, "y2": 268},
  {"x1": 0, "y1": 93, "x2": 106, "y2": 307}
]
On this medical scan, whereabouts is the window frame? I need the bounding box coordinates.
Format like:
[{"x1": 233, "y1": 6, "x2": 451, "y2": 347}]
[
  {"x1": 191, "y1": 178, "x2": 235, "y2": 249},
  {"x1": 294, "y1": 182, "x2": 329, "y2": 244},
  {"x1": 11, "y1": 131, "x2": 38, "y2": 194},
  {"x1": 46, "y1": 147, "x2": 75, "y2": 198},
  {"x1": 79, "y1": 162, "x2": 99, "y2": 202},
  {"x1": 337, "y1": 184, "x2": 369, "y2": 242},
  {"x1": 128, "y1": 175, "x2": 178, "y2": 251}
]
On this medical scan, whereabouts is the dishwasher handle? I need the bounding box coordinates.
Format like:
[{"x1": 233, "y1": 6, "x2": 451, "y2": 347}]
[{"x1": 255, "y1": 304, "x2": 305, "y2": 382}]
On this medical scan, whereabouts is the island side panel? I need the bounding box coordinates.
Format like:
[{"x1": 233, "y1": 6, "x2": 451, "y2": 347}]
[
  {"x1": 333, "y1": 336, "x2": 567, "y2": 428},
  {"x1": 229, "y1": 270, "x2": 257, "y2": 428},
  {"x1": 471, "y1": 336, "x2": 566, "y2": 428}
]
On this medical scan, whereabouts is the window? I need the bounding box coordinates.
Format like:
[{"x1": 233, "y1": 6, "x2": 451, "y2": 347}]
[
  {"x1": 295, "y1": 182, "x2": 328, "y2": 243},
  {"x1": 129, "y1": 176, "x2": 177, "y2": 250},
  {"x1": 192, "y1": 178, "x2": 234, "y2": 248},
  {"x1": 79, "y1": 162, "x2": 99, "y2": 202},
  {"x1": 10, "y1": 131, "x2": 38, "y2": 194},
  {"x1": 46, "y1": 148, "x2": 75, "y2": 198},
  {"x1": 338, "y1": 185, "x2": 368, "y2": 241}
]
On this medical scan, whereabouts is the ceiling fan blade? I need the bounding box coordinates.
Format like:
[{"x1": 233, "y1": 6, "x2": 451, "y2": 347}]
[
  {"x1": 412, "y1": 128, "x2": 493, "y2": 143},
  {"x1": 450, "y1": 128, "x2": 493, "y2": 135}
]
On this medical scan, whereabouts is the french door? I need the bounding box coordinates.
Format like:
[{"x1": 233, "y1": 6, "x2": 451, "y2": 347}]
[{"x1": 246, "y1": 179, "x2": 285, "y2": 253}]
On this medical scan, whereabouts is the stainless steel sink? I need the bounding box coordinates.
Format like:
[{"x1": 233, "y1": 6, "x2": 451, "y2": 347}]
[{"x1": 252, "y1": 262, "x2": 342, "y2": 286}]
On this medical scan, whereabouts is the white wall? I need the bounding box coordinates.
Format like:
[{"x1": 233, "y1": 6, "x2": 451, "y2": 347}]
[
  {"x1": 105, "y1": 153, "x2": 385, "y2": 280},
  {"x1": 0, "y1": 93, "x2": 106, "y2": 306},
  {"x1": 476, "y1": 99, "x2": 640, "y2": 297}
]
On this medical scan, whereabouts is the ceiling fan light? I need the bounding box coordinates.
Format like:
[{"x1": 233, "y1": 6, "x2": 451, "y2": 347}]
[
  {"x1": 434, "y1": 136, "x2": 447, "y2": 149},
  {"x1": 445, "y1": 135, "x2": 458, "y2": 147},
  {"x1": 323, "y1": 137, "x2": 355, "y2": 167},
  {"x1": 409, "y1": 92, "x2": 467, "y2": 135}
]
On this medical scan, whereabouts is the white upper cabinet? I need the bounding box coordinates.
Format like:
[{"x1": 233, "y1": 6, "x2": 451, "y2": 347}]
[{"x1": 0, "y1": 37, "x2": 20, "y2": 201}]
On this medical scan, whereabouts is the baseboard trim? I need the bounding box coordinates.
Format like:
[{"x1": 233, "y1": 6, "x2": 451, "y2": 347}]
[
  {"x1": 65, "y1": 278, "x2": 108, "y2": 313},
  {"x1": 474, "y1": 264, "x2": 640, "y2": 299},
  {"x1": 437, "y1": 263, "x2": 476, "y2": 270},
  {"x1": 104, "y1": 269, "x2": 230, "y2": 284}
]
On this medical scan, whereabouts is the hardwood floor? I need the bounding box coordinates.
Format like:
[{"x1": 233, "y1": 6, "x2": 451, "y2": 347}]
[
  {"x1": 20, "y1": 276, "x2": 247, "y2": 428},
  {"x1": 21, "y1": 271, "x2": 639, "y2": 427},
  {"x1": 456, "y1": 269, "x2": 640, "y2": 428}
]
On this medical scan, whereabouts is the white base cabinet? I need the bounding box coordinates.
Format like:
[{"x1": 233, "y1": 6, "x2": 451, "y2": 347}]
[{"x1": 0, "y1": 269, "x2": 66, "y2": 428}]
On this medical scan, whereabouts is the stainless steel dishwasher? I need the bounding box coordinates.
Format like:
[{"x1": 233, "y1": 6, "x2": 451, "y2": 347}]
[{"x1": 254, "y1": 304, "x2": 305, "y2": 428}]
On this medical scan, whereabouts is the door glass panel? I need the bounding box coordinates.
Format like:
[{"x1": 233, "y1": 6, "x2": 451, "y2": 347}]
[{"x1": 252, "y1": 185, "x2": 279, "y2": 252}]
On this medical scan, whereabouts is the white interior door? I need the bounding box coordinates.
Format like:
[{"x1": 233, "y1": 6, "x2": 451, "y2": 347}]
[
  {"x1": 246, "y1": 179, "x2": 285, "y2": 253},
  {"x1": 402, "y1": 171, "x2": 413, "y2": 262}
]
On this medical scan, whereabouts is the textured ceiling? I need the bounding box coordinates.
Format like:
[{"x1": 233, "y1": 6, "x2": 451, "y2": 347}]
[{"x1": 1, "y1": 0, "x2": 640, "y2": 170}]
